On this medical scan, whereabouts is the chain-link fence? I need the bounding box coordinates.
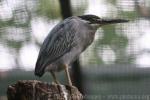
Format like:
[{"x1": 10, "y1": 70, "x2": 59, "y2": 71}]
[{"x1": 0, "y1": 0, "x2": 150, "y2": 100}]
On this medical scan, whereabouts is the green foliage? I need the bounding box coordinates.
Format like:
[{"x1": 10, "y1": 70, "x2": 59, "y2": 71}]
[
  {"x1": 107, "y1": 0, "x2": 117, "y2": 5},
  {"x1": 6, "y1": 40, "x2": 23, "y2": 50},
  {"x1": 88, "y1": 25, "x2": 128, "y2": 64},
  {"x1": 100, "y1": 25, "x2": 116, "y2": 45},
  {"x1": 36, "y1": 0, "x2": 61, "y2": 19},
  {"x1": 119, "y1": 11, "x2": 138, "y2": 20},
  {"x1": 0, "y1": 19, "x2": 14, "y2": 28}
]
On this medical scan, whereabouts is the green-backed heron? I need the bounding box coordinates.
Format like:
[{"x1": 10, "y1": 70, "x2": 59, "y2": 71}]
[{"x1": 35, "y1": 14, "x2": 128, "y2": 86}]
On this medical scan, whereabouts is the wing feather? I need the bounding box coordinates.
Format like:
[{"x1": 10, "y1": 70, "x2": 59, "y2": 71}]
[{"x1": 35, "y1": 18, "x2": 78, "y2": 76}]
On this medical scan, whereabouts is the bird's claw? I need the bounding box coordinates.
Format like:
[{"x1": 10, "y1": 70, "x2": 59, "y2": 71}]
[{"x1": 52, "y1": 81, "x2": 61, "y2": 85}]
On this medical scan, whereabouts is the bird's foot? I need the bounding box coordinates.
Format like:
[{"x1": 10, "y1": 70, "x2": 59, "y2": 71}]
[{"x1": 52, "y1": 80, "x2": 61, "y2": 85}]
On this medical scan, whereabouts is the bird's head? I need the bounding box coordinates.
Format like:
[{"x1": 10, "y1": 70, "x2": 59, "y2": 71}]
[{"x1": 78, "y1": 14, "x2": 129, "y2": 29}]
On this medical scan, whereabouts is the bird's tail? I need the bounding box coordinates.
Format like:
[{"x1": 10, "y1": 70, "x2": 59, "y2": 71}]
[
  {"x1": 34, "y1": 68, "x2": 44, "y2": 77},
  {"x1": 34, "y1": 56, "x2": 46, "y2": 77}
]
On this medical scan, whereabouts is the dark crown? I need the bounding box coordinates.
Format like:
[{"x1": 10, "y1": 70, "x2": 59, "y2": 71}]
[{"x1": 78, "y1": 14, "x2": 100, "y2": 23}]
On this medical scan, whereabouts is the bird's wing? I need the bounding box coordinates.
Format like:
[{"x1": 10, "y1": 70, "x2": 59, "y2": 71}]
[{"x1": 35, "y1": 18, "x2": 78, "y2": 76}]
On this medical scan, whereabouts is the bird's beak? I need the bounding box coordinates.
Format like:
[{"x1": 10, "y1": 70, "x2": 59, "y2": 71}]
[{"x1": 97, "y1": 18, "x2": 129, "y2": 26}]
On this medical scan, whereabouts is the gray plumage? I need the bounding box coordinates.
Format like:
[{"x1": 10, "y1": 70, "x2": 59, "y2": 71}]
[
  {"x1": 35, "y1": 16, "x2": 95, "y2": 77},
  {"x1": 35, "y1": 14, "x2": 128, "y2": 80}
]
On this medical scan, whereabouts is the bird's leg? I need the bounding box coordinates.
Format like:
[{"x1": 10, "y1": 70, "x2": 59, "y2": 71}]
[
  {"x1": 50, "y1": 71, "x2": 60, "y2": 84},
  {"x1": 64, "y1": 64, "x2": 72, "y2": 86}
]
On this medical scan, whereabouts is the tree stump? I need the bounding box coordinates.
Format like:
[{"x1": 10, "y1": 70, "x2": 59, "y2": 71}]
[{"x1": 7, "y1": 80, "x2": 83, "y2": 100}]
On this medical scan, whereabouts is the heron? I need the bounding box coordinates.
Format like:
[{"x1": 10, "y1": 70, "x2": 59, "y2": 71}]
[{"x1": 35, "y1": 14, "x2": 128, "y2": 86}]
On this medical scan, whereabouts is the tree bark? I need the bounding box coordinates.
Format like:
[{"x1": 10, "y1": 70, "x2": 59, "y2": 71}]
[{"x1": 7, "y1": 80, "x2": 83, "y2": 100}]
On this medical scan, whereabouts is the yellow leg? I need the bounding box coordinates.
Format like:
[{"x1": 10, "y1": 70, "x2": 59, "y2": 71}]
[
  {"x1": 50, "y1": 71, "x2": 60, "y2": 84},
  {"x1": 64, "y1": 64, "x2": 72, "y2": 86}
]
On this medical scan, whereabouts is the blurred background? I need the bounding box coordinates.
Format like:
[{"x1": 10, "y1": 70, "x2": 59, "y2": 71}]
[{"x1": 0, "y1": 0, "x2": 150, "y2": 100}]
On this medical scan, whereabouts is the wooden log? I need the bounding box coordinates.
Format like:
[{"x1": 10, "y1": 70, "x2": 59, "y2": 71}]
[{"x1": 7, "y1": 80, "x2": 83, "y2": 100}]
